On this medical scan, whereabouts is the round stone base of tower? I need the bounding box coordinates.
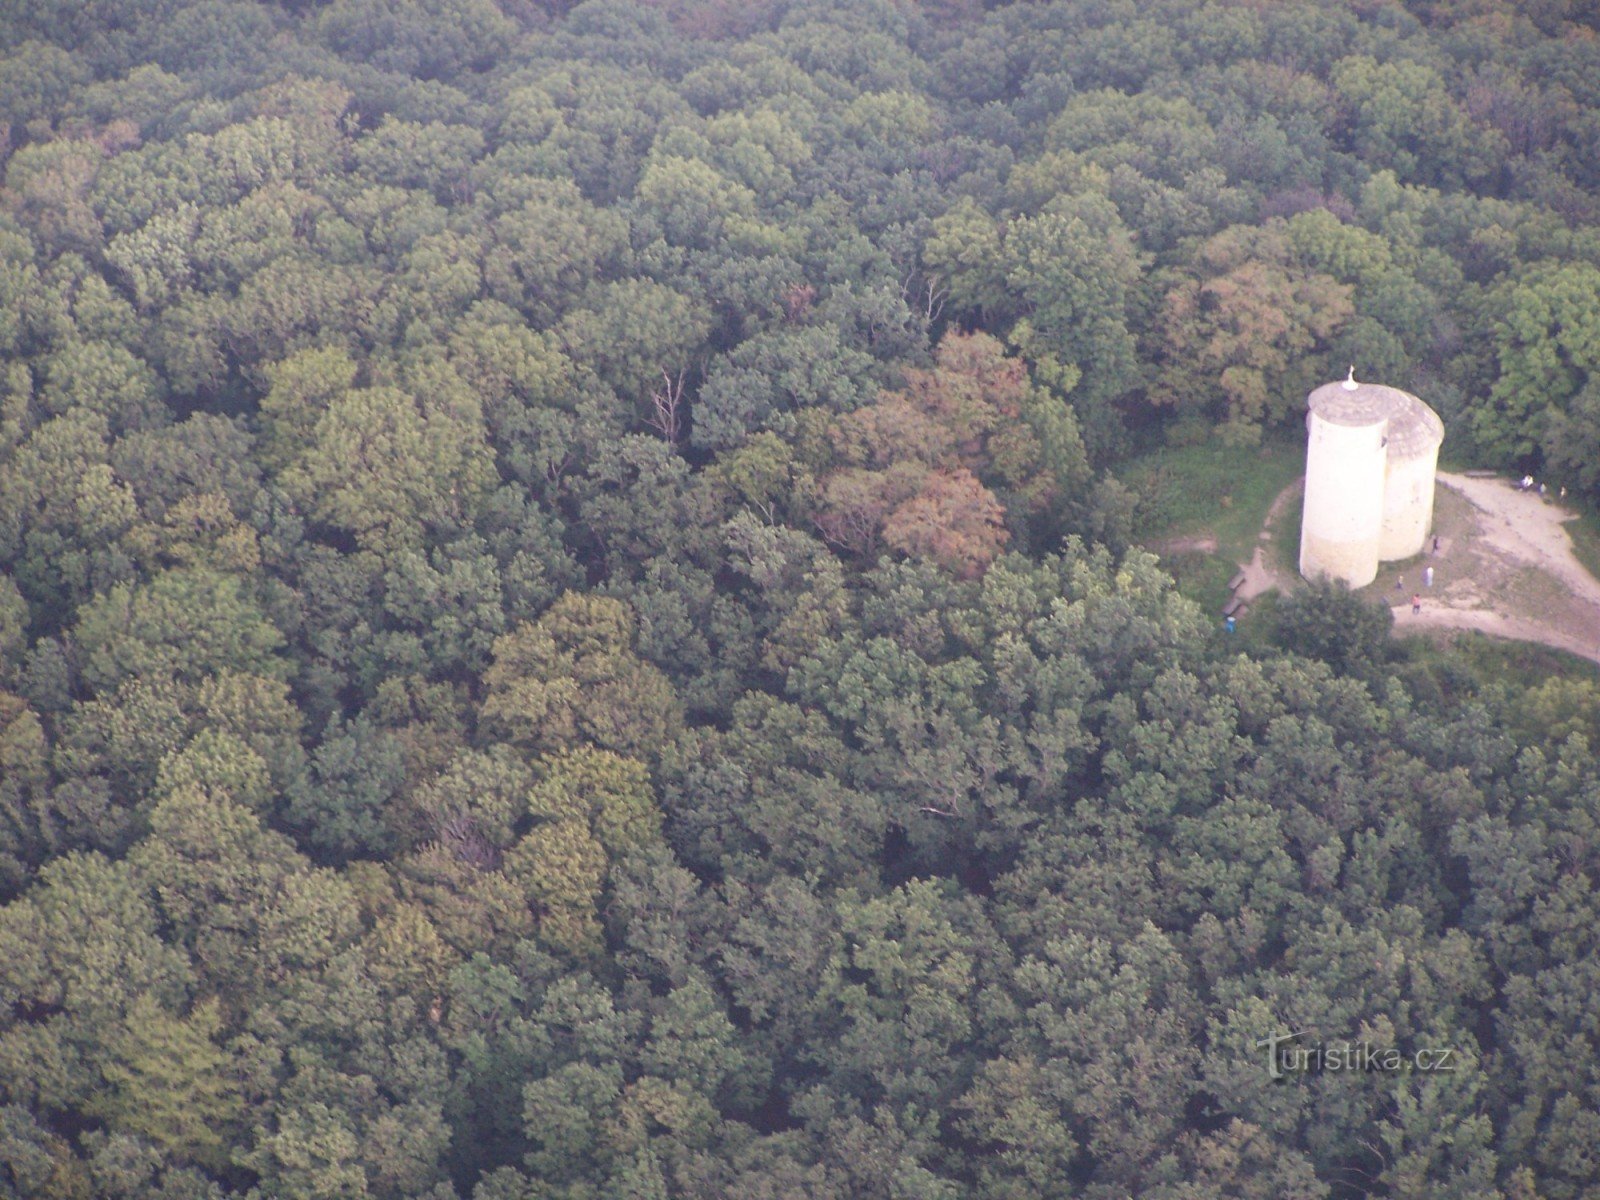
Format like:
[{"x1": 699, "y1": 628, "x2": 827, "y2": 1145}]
[
  {"x1": 1378, "y1": 407, "x2": 1445, "y2": 561},
  {"x1": 1300, "y1": 405, "x2": 1386, "y2": 587}
]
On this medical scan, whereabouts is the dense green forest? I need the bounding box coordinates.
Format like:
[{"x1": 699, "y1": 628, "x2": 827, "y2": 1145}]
[{"x1": 3, "y1": 0, "x2": 1600, "y2": 1196}]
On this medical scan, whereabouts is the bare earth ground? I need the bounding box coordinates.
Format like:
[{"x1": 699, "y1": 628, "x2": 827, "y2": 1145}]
[
  {"x1": 1382, "y1": 474, "x2": 1600, "y2": 665},
  {"x1": 1239, "y1": 473, "x2": 1600, "y2": 665},
  {"x1": 1235, "y1": 478, "x2": 1301, "y2": 603},
  {"x1": 1145, "y1": 533, "x2": 1220, "y2": 556}
]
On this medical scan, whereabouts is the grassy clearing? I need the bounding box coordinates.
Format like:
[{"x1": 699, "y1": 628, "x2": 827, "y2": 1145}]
[
  {"x1": 1565, "y1": 503, "x2": 1600, "y2": 586},
  {"x1": 1270, "y1": 492, "x2": 1304, "y2": 577},
  {"x1": 1159, "y1": 550, "x2": 1242, "y2": 618},
  {"x1": 1122, "y1": 430, "x2": 1302, "y2": 614},
  {"x1": 1125, "y1": 430, "x2": 1304, "y2": 565}
]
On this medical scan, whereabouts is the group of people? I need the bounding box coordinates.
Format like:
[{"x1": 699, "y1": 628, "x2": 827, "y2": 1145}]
[
  {"x1": 1225, "y1": 466, "x2": 1575, "y2": 636},
  {"x1": 1224, "y1": 518, "x2": 1465, "y2": 635},
  {"x1": 1397, "y1": 563, "x2": 1435, "y2": 615},
  {"x1": 1517, "y1": 475, "x2": 1567, "y2": 501}
]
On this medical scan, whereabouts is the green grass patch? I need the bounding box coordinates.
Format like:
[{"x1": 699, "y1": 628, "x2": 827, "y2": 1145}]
[
  {"x1": 1435, "y1": 443, "x2": 1481, "y2": 474},
  {"x1": 1394, "y1": 628, "x2": 1600, "y2": 696},
  {"x1": 1123, "y1": 430, "x2": 1303, "y2": 565},
  {"x1": 1271, "y1": 491, "x2": 1304, "y2": 578},
  {"x1": 1160, "y1": 550, "x2": 1242, "y2": 620},
  {"x1": 1565, "y1": 502, "x2": 1600, "y2": 587},
  {"x1": 1120, "y1": 430, "x2": 1303, "y2": 613}
]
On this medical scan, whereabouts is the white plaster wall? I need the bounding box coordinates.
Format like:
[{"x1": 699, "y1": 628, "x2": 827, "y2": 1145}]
[
  {"x1": 1378, "y1": 444, "x2": 1440, "y2": 562},
  {"x1": 1300, "y1": 412, "x2": 1387, "y2": 587}
]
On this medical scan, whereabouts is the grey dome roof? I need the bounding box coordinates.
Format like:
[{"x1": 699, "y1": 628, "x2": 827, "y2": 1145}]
[{"x1": 1307, "y1": 375, "x2": 1443, "y2": 457}]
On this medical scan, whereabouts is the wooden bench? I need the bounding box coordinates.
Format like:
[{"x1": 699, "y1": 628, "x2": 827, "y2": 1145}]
[
  {"x1": 1227, "y1": 571, "x2": 1247, "y2": 590},
  {"x1": 1223, "y1": 597, "x2": 1244, "y2": 616}
]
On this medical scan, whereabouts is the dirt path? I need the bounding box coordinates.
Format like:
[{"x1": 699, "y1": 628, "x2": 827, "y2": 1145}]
[
  {"x1": 1234, "y1": 477, "x2": 1301, "y2": 603},
  {"x1": 1384, "y1": 473, "x2": 1600, "y2": 665},
  {"x1": 1390, "y1": 604, "x2": 1600, "y2": 664},
  {"x1": 1146, "y1": 533, "x2": 1219, "y2": 557},
  {"x1": 1226, "y1": 471, "x2": 1600, "y2": 665}
]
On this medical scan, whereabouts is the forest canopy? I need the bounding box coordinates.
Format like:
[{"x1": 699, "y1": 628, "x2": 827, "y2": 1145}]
[{"x1": 3, "y1": 0, "x2": 1600, "y2": 1197}]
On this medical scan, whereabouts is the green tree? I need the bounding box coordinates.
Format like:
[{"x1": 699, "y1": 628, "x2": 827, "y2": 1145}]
[
  {"x1": 505, "y1": 818, "x2": 607, "y2": 959},
  {"x1": 280, "y1": 383, "x2": 497, "y2": 553},
  {"x1": 0, "y1": 691, "x2": 61, "y2": 896},
  {"x1": 1472, "y1": 260, "x2": 1600, "y2": 467},
  {"x1": 481, "y1": 593, "x2": 682, "y2": 762},
  {"x1": 634, "y1": 153, "x2": 759, "y2": 250},
  {"x1": 242, "y1": 1100, "x2": 368, "y2": 1199},
  {"x1": 130, "y1": 781, "x2": 319, "y2": 999},
  {"x1": 0, "y1": 851, "x2": 191, "y2": 1115},
  {"x1": 316, "y1": 0, "x2": 516, "y2": 79},
  {"x1": 73, "y1": 567, "x2": 289, "y2": 694},
  {"x1": 354, "y1": 117, "x2": 485, "y2": 198},
  {"x1": 257, "y1": 345, "x2": 360, "y2": 473},
  {"x1": 1002, "y1": 191, "x2": 1145, "y2": 427},
  {"x1": 1270, "y1": 577, "x2": 1396, "y2": 677},
  {"x1": 87, "y1": 995, "x2": 243, "y2": 1171},
  {"x1": 529, "y1": 746, "x2": 661, "y2": 857},
  {"x1": 1149, "y1": 222, "x2": 1354, "y2": 442},
  {"x1": 0, "y1": 1104, "x2": 89, "y2": 1199},
  {"x1": 818, "y1": 878, "x2": 982, "y2": 1110},
  {"x1": 1008, "y1": 924, "x2": 1201, "y2": 1188},
  {"x1": 925, "y1": 197, "x2": 1011, "y2": 325},
  {"x1": 485, "y1": 183, "x2": 628, "y2": 326},
  {"x1": 283, "y1": 716, "x2": 409, "y2": 862},
  {"x1": 37, "y1": 338, "x2": 164, "y2": 433},
  {"x1": 557, "y1": 278, "x2": 713, "y2": 406},
  {"x1": 0, "y1": 411, "x2": 134, "y2": 618},
  {"x1": 1542, "y1": 378, "x2": 1600, "y2": 496},
  {"x1": 1331, "y1": 55, "x2": 1507, "y2": 190},
  {"x1": 3, "y1": 140, "x2": 105, "y2": 255}
]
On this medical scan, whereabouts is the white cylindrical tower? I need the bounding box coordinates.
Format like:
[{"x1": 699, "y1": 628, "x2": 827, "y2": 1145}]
[
  {"x1": 1377, "y1": 393, "x2": 1445, "y2": 561},
  {"x1": 1300, "y1": 383, "x2": 1388, "y2": 587},
  {"x1": 1299, "y1": 373, "x2": 1445, "y2": 586}
]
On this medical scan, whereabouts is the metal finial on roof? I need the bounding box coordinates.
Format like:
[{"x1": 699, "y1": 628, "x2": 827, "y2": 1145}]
[{"x1": 1343, "y1": 366, "x2": 1358, "y2": 390}]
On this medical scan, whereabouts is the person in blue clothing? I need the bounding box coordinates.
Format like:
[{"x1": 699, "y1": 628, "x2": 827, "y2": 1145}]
[{"x1": 1224, "y1": 615, "x2": 1236, "y2": 634}]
